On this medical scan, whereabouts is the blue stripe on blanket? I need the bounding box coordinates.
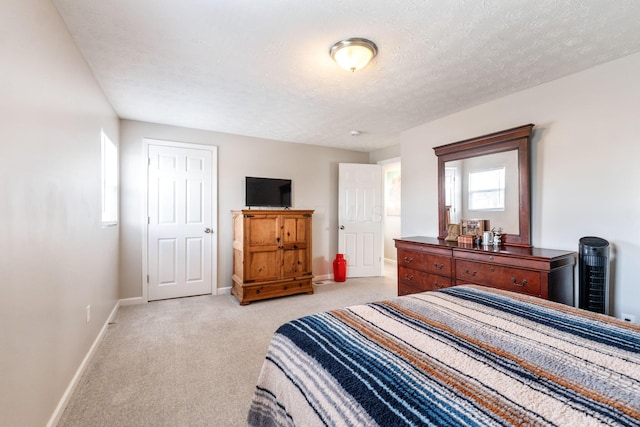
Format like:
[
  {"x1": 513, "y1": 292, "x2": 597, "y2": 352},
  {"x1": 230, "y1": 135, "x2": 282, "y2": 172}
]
[
  {"x1": 277, "y1": 319, "x2": 478, "y2": 426},
  {"x1": 368, "y1": 298, "x2": 639, "y2": 426},
  {"x1": 250, "y1": 286, "x2": 640, "y2": 427},
  {"x1": 443, "y1": 287, "x2": 640, "y2": 353}
]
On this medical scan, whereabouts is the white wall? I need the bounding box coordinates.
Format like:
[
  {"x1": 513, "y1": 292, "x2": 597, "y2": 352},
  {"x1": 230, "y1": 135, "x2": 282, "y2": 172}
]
[
  {"x1": 119, "y1": 120, "x2": 369, "y2": 299},
  {"x1": 0, "y1": 1, "x2": 120, "y2": 426},
  {"x1": 401, "y1": 52, "x2": 640, "y2": 320},
  {"x1": 369, "y1": 144, "x2": 401, "y2": 164}
]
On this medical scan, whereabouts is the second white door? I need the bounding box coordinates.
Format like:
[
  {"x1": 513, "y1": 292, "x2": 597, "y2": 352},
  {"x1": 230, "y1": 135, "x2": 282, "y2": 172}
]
[
  {"x1": 338, "y1": 163, "x2": 382, "y2": 277},
  {"x1": 147, "y1": 141, "x2": 217, "y2": 301}
]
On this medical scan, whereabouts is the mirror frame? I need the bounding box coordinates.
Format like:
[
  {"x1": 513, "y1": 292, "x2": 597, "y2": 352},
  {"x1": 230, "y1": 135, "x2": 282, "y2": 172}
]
[{"x1": 434, "y1": 124, "x2": 534, "y2": 247}]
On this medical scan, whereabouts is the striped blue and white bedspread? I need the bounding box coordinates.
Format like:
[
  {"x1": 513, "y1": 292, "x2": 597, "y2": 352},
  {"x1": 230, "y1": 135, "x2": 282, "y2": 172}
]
[{"x1": 248, "y1": 285, "x2": 640, "y2": 426}]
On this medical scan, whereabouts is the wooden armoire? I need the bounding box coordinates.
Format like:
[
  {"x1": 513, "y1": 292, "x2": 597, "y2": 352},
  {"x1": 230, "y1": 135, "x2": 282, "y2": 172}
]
[{"x1": 231, "y1": 210, "x2": 313, "y2": 305}]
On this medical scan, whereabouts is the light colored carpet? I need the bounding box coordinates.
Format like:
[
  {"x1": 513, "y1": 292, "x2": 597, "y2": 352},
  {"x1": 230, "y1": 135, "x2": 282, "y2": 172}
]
[{"x1": 57, "y1": 271, "x2": 397, "y2": 426}]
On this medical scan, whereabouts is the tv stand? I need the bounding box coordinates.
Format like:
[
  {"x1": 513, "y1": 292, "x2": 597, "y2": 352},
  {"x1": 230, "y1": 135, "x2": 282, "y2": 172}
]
[{"x1": 231, "y1": 210, "x2": 314, "y2": 305}]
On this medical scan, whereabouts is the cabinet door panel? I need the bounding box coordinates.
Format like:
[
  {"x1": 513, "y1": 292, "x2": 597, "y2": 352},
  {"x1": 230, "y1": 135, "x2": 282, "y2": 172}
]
[
  {"x1": 282, "y1": 215, "x2": 309, "y2": 243},
  {"x1": 282, "y1": 248, "x2": 309, "y2": 278},
  {"x1": 281, "y1": 214, "x2": 311, "y2": 279},
  {"x1": 247, "y1": 216, "x2": 279, "y2": 246},
  {"x1": 246, "y1": 250, "x2": 280, "y2": 282}
]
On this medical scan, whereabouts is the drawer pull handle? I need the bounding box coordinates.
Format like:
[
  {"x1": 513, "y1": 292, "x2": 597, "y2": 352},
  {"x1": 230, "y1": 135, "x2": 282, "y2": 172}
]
[
  {"x1": 404, "y1": 274, "x2": 414, "y2": 281},
  {"x1": 464, "y1": 268, "x2": 477, "y2": 276},
  {"x1": 490, "y1": 267, "x2": 495, "y2": 272},
  {"x1": 489, "y1": 255, "x2": 494, "y2": 260},
  {"x1": 434, "y1": 282, "x2": 445, "y2": 289},
  {"x1": 511, "y1": 277, "x2": 528, "y2": 287},
  {"x1": 433, "y1": 262, "x2": 444, "y2": 270},
  {"x1": 404, "y1": 256, "x2": 414, "y2": 263}
]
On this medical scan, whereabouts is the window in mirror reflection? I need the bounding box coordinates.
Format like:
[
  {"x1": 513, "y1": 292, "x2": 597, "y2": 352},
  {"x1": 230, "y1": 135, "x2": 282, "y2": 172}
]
[
  {"x1": 443, "y1": 150, "x2": 519, "y2": 235},
  {"x1": 468, "y1": 167, "x2": 505, "y2": 211}
]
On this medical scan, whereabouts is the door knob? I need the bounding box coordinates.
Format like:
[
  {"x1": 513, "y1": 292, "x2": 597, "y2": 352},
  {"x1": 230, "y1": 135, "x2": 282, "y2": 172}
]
[
  {"x1": 339, "y1": 225, "x2": 345, "y2": 230},
  {"x1": 204, "y1": 228, "x2": 213, "y2": 233}
]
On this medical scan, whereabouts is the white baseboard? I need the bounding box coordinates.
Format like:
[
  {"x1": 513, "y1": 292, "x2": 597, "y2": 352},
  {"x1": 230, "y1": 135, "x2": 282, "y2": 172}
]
[
  {"x1": 47, "y1": 300, "x2": 120, "y2": 427},
  {"x1": 119, "y1": 296, "x2": 144, "y2": 306},
  {"x1": 384, "y1": 258, "x2": 397, "y2": 266},
  {"x1": 216, "y1": 286, "x2": 231, "y2": 295},
  {"x1": 314, "y1": 273, "x2": 332, "y2": 281}
]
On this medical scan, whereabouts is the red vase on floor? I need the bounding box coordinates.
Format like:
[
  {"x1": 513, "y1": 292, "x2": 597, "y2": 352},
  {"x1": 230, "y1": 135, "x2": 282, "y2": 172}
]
[{"x1": 333, "y1": 254, "x2": 347, "y2": 282}]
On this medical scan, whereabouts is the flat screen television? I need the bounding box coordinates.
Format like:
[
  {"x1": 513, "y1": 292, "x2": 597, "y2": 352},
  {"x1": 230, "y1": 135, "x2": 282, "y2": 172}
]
[{"x1": 245, "y1": 177, "x2": 292, "y2": 208}]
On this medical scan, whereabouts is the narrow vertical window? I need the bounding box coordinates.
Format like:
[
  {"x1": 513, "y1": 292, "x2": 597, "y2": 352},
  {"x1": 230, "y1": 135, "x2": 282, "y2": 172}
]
[{"x1": 101, "y1": 130, "x2": 118, "y2": 225}]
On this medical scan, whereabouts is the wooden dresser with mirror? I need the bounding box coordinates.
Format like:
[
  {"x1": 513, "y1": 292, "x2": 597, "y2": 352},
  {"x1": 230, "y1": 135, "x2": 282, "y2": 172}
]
[{"x1": 395, "y1": 124, "x2": 576, "y2": 305}]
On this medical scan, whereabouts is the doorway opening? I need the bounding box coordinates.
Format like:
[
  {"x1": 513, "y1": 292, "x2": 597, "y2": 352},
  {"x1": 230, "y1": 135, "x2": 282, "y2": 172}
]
[{"x1": 380, "y1": 158, "x2": 401, "y2": 278}]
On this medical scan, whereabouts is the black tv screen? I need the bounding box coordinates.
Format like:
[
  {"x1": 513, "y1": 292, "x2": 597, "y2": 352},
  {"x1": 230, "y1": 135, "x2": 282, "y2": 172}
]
[{"x1": 245, "y1": 177, "x2": 292, "y2": 208}]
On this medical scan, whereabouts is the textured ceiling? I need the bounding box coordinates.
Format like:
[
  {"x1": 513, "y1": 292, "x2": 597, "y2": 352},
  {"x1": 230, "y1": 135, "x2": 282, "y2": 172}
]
[{"x1": 53, "y1": 0, "x2": 640, "y2": 152}]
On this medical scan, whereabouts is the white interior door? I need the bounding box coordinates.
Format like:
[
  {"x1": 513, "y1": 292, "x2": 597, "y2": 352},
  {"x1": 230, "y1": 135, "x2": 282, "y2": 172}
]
[
  {"x1": 147, "y1": 141, "x2": 217, "y2": 301},
  {"x1": 338, "y1": 163, "x2": 382, "y2": 277}
]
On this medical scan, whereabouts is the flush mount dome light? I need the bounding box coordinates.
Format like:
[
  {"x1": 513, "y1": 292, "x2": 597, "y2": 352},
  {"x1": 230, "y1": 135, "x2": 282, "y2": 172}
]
[{"x1": 330, "y1": 38, "x2": 378, "y2": 72}]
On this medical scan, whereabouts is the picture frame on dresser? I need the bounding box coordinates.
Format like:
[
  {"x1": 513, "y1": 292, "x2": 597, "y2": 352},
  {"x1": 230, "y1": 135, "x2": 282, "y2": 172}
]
[{"x1": 460, "y1": 219, "x2": 487, "y2": 237}]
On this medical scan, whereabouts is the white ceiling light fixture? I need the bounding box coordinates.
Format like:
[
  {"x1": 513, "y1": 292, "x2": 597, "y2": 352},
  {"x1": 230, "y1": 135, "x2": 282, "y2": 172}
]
[{"x1": 330, "y1": 38, "x2": 378, "y2": 72}]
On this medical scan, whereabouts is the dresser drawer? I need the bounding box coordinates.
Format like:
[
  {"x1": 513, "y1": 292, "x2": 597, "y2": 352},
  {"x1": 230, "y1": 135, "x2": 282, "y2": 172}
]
[
  {"x1": 454, "y1": 250, "x2": 550, "y2": 271},
  {"x1": 241, "y1": 278, "x2": 314, "y2": 302},
  {"x1": 398, "y1": 249, "x2": 452, "y2": 276},
  {"x1": 398, "y1": 280, "x2": 426, "y2": 296},
  {"x1": 398, "y1": 249, "x2": 424, "y2": 269},
  {"x1": 398, "y1": 266, "x2": 451, "y2": 294},
  {"x1": 456, "y1": 260, "x2": 541, "y2": 296},
  {"x1": 423, "y1": 254, "x2": 452, "y2": 276}
]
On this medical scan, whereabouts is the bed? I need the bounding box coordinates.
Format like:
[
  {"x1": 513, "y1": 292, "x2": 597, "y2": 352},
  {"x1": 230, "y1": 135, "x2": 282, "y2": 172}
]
[{"x1": 248, "y1": 285, "x2": 640, "y2": 426}]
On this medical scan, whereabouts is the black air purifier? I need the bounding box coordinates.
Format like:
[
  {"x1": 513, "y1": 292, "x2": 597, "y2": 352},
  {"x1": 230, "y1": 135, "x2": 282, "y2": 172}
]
[{"x1": 578, "y1": 236, "x2": 610, "y2": 314}]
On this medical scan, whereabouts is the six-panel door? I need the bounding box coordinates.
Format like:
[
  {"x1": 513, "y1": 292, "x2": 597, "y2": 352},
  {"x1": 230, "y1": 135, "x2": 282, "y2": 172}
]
[{"x1": 147, "y1": 143, "x2": 215, "y2": 301}]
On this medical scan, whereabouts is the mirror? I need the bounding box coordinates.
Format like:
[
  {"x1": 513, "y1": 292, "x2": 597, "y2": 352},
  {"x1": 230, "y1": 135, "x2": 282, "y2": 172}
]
[
  {"x1": 445, "y1": 150, "x2": 519, "y2": 233},
  {"x1": 434, "y1": 124, "x2": 533, "y2": 247}
]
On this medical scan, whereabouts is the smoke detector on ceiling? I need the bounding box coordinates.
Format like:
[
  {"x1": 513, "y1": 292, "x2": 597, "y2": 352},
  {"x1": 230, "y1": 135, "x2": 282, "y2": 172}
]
[{"x1": 350, "y1": 130, "x2": 361, "y2": 137}]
